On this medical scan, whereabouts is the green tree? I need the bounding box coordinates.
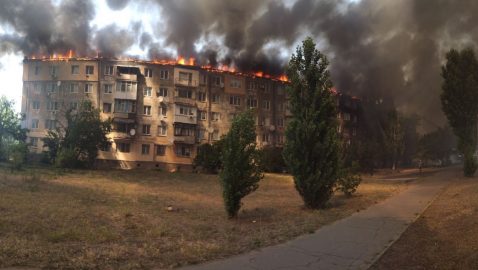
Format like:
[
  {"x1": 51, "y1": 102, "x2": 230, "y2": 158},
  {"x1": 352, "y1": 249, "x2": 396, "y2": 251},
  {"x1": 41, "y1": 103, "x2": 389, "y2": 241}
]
[
  {"x1": 441, "y1": 48, "x2": 478, "y2": 176},
  {"x1": 220, "y1": 110, "x2": 263, "y2": 218},
  {"x1": 283, "y1": 37, "x2": 341, "y2": 209},
  {"x1": 43, "y1": 100, "x2": 111, "y2": 168},
  {"x1": 0, "y1": 96, "x2": 27, "y2": 161}
]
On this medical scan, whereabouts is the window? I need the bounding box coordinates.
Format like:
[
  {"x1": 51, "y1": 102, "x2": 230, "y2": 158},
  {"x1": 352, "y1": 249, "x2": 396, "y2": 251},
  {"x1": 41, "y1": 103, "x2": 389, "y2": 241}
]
[
  {"x1": 31, "y1": 119, "x2": 39, "y2": 129},
  {"x1": 116, "y1": 81, "x2": 137, "y2": 92},
  {"x1": 47, "y1": 101, "x2": 59, "y2": 111},
  {"x1": 262, "y1": 133, "x2": 270, "y2": 143},
  {"x1": 105, "y1": 65, "x2": 114, "y2": 75},
  {"x1": 211, "y1": 112, "x2": 220, "y2": 121},
  {"x1": 247, "y1": 97, "x2": 257, "y2": 108},
  {"x1": 144, "y1": 87, "x2": 152, "y2": 97},
  {"x1": 263, "y1": 100, "x2": 270, "y2": 110},
  {"x1": 197, "y1": 92, "x2": 206, "y2": 102},
  {"x1": 103, "y1": 103, "x2": 112, "y2": 113},
  {"x1": 230, "y1": 79, "x2": 242, "y2": 88},
  {"x1": 144, "y1": 68, "x2": 152, "y2": 77},
  {"x1": 159, "y1": 105, "x2": 167, "y2": 117},
  {"x1": 175, "y1": 144, "x2": 191, "y2": 157},
  {"x1": 103, "y1": 84, "x2": 113, "y2": 94},
  {"x1": 229, "y1": 96, "x2": 241, "y2": 106},
  {"x1": 178, "y1": 105, "x2": 194, "y2": 116},
  {"x1": 197, "y1": 129, "x2": 205, "y2": 140},
  {"x1": 143, "y1": 105, "x2": 151, "y2": 115},
  {"x1": 32, "y1": 101, "x2": 40, "y2": 110},
  {"x1": 174, "y1": 124, "x2": 195, "y2": 136},
  {"x1": 352, "y1": 128, "x2": 357, "y2": 136},
  {"x1": 84, "y1": 83, "x2": 93, "y2": 93},
  {"x1": 277, "y1": 117, "x2": 284, "y2": 127},
  {"x1": 45, "y1": 119, "x2": 56, "y2": 130},
  {"x1": 179, "y1": 71, "x2": 192, "y2": 82},
  {"x1": 211, "y1": 94, "x2": 220, "y2": 103},
  {"x1": 30, "y1": 137, "x2": 38, "y2": 147},
  {"x1": 34, "y1": 66, "x2": 41, "y2": 75},
  {"x1": 343, "y1": 113, "x2": 351, "y2": 121},
  {"x1": 85, "y1": 65, "x2": 94, "y2": 75},
  {"x1": 158, "y1": 88, "x2": 168, "y2": 97},
  {"x1": 115, "y1": 122, "x2": 134, "y2": 133},
  {"x1": 200, "y1": 74, "x2": 207, "y2": 84},
  {"x1": 178, "y1": 88, "x2": 192, "y2": 99},
  {"x1": 69, "y1": 83, "x2": 79, "y2": 93},
  {"x1": 157, "y1": 124, "x2": 167, "y2": 136},
  {"x1": 199, "y1": 111, "x2": 207, "y2": 121},
  {"x1": 277, "y1": 135, "x2": 284, "y2": 144},
  {"x1": 156, "y1": 145, "x2": 166, "y2": 156},
  {"x1": 353, "y1": 115, "x2": 358, "y2": 123},
  {"x1": 259, "y1": 116, "x2": 265, "y2": 126},
  {"x1": 33, "y1": 83, "x2": 42, "y2": 94},
  {"x1": 70, "y1": 102, "x2": 78, "y2": 110},
  {"x1": 142, "y1": 124, "x2": 151, "y2": 135},
  {"x1": 71, "y1": 65, "x2": 79, "y2": 75},
  {"x1": 277, "y1": 86, "x2": 285, "y2": 95},
  {"x1": 141, "y1": 144, "x2": 150, "y2": 155},
  {"x1": 117, "y1": 143, "x2": 130, "y2": 153},
  {"x1": 46, "y1": 82, "x2": 57, "y2": 93},
  {"x1": 49, "y1": 65, "x2": 58, "y2": 76},
  {"x1": 212, "y1": 130, "x2": 220, "y2": 141},
  {"x1": 159, "y1": 70, "x2": 169, "y2": 80},
  {"x1": 114, "y1": 99, "x2": 136, "y2": 113},
  {"x1": 213, "y1": 76, "x2": 222, "y2": 86}
]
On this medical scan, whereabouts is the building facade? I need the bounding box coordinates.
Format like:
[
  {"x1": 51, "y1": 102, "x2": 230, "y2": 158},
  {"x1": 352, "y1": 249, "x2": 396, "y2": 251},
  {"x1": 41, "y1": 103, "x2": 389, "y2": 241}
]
[{"x1": 22, "y1": 58, "x2": 293, "y2": 170}]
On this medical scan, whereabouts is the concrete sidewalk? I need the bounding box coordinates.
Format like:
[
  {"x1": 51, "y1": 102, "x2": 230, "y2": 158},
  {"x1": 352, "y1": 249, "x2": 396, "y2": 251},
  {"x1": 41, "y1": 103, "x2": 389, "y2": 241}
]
[{"x1": 177, "y1": 173, "x2": 451, "y2": 270}]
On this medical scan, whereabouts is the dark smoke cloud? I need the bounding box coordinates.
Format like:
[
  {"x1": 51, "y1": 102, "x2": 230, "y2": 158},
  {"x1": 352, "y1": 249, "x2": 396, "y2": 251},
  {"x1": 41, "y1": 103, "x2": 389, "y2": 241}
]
[
  {"x1": 0, "y1": 0, "x2": 95, "y2": 56},
  {"x1": 2, "y1": 0, "x2": 478, "y2": 129}
]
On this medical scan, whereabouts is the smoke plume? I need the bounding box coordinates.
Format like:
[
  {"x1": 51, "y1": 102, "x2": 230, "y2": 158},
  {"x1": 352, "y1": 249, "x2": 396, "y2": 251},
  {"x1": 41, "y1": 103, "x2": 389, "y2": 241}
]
[{"x1": 2, "y1": 0, "x2": 478, "y2": 128}]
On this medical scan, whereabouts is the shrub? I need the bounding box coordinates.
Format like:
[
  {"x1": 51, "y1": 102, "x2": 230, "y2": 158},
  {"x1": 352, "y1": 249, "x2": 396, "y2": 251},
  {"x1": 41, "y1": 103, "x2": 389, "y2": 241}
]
[
  {"x1": 259, "y1": 146, "x2": 286, "y2": 173},
  {"x1": 8, "y1": 142, "x2": 28, "y2": 170},
  {"x1": 220, "y1": 111, "x2": 263, "y2": 218},
  {"x1": 336, "y1": 162, "x2": 362, "y2": 197},
  {"x1": 194, "y1": 140, "x2": 223, "y2": 173},
  {"x1": 55, "y1": 148, "x2": 84, "y2": 169}
]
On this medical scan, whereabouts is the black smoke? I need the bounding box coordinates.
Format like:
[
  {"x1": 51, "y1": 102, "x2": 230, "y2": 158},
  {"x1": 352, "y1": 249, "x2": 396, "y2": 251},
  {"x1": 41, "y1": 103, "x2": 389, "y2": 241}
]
[{"x1": 2, "y1": 0, "x2": 478, "y2": 128}]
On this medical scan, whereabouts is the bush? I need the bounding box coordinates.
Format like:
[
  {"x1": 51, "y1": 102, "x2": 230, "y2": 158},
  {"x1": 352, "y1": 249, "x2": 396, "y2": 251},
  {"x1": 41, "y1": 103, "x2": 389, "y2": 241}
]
[
  {"x1": 55, "y1": 148, "x2": 84, "y2": 169},
  {"x1": 259, "y1": 146, "x2": 286, "y2": 173},
  {"x1": 336, "y1": 162, "x2": 362, "y2": 197},
  {"x1": 194, "y1": 140, "x2": 223, "y2": 173},
  {"x1": 8, "y1": 142, "x2": 28, "y2": 170}
]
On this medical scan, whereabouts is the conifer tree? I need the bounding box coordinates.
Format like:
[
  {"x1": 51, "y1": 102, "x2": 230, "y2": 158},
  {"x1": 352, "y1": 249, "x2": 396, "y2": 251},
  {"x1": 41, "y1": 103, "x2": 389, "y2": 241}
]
[
  {"x1": 283, "y1": 37, "x2": 340, "y2": 209},
  {"x1": 220, "y1": 110, "x2": 263, "y2": 218}
]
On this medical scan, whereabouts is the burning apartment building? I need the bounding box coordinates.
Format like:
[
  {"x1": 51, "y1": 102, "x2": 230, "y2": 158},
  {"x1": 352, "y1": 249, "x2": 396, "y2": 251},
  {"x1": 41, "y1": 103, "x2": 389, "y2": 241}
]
[{"x1": 21, "y1": 55, "x2": 360, "y2": 170}]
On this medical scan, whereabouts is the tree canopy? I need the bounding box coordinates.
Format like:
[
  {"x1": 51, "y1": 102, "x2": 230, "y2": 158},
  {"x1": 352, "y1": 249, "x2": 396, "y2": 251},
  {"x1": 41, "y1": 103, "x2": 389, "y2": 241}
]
[
  {"x1": 43, "y1": 100, "x2": 111, "y2": 168},
  {"x1": 441, "y1": 48, "x2": 478, "y2": 176},
  {"x1": 0, "y1": 96, "x2": 27, "y2": 161}
]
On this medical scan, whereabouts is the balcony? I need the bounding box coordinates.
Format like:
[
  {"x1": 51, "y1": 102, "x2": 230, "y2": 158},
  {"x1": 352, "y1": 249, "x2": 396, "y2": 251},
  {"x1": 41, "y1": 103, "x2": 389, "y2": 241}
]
[
  {"x1": 173, "y1": 135, "x2": 196, "y2": 144},
  {"x1": 174, "y1": 114, "x2": 197, "y2": 125},
  {"x1": 113, "y1": 112, "x2": 136, "y2": 121},
  {"x1": 110, "y1": 131, "x2": 134, "y2": 140},
  {"x1": 175, "y1": 78, "x2": 198, "y2": 87},
  {"x1": 117, "y1": 73, "x2": 137, "y2": 81},
  {"x1": 174, "y1": 97, "x2": 196, "y2": 106}
]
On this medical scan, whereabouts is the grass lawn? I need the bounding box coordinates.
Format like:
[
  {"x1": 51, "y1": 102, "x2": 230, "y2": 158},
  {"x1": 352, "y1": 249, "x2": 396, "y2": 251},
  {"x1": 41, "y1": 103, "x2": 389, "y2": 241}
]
[
  {"x1": 0, "y1": 165, "x2": 407, "y2": 269},
  {"x1": 372, "y1": 169, "x2": 478, "y2": 270}
]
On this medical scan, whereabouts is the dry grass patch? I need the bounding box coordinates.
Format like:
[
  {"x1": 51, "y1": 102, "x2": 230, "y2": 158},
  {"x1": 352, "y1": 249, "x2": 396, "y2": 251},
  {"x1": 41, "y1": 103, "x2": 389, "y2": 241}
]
[
  {"x1": 372, "y1": 170, "x2": 478, "y2": 270},
  {"x1": 0, "y1": 166, "x2": 407, "y2": 269}
]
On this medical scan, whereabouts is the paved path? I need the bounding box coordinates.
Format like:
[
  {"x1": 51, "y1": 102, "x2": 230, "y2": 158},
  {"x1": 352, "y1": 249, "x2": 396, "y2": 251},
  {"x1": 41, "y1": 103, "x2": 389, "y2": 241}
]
[{"x1": 177, "y1": 172, "x2": 451, "y2": 270}]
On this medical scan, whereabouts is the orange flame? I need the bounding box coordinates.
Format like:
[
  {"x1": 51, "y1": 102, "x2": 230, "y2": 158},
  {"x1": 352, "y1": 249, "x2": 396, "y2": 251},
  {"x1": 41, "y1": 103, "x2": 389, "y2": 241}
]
[
  {"x1": 254, "y1": 71, "x2": 264, "y2": 77},
  {"x1": 278, "y1": 75, "x2": 289, "y2": 82}
]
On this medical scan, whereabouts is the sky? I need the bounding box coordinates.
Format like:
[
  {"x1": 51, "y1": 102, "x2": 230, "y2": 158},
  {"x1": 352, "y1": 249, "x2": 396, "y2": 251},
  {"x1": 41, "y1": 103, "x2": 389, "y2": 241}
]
[{"x1": 1, "y1": 0, "x2": 477, "y2": 131}]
